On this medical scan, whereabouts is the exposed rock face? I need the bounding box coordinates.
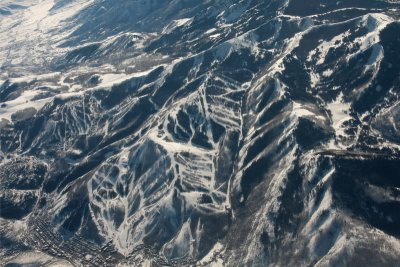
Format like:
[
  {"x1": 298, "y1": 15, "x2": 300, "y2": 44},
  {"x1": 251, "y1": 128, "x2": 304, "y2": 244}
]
[{"x1": 1, "y1": 0, "x2": 400, "y2": 266}]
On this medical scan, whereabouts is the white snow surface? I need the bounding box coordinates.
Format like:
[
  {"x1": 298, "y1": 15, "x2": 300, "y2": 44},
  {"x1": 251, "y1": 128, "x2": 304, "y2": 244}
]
[
  {"x1": 0, "y1": 0, "x2": 93, "y2": 67},
  {"x1": 162, "y1": 18, "x2": 193, "y2": 34},
  {"x1": 326, "y1": 92, "x2": 353, "y2": 147}
]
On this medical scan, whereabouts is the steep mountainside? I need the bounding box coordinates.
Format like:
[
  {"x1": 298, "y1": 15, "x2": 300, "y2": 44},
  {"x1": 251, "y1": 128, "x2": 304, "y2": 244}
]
[{"x1": 1, "y1": 0, "x2": 400, "y2": 266}]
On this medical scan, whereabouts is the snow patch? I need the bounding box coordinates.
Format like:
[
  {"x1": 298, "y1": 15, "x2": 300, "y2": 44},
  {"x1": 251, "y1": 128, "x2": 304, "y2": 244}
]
[
  {"x1": 163, "y1": 18, "x2": 193, "y2": 34},
  {"x1": 326, "y1": 92, "x2": 352, "y2": 140}
]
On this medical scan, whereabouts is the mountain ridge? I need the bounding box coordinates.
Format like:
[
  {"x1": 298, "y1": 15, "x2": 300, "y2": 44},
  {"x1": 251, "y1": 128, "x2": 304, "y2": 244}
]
[{"x1": 1, "y1": 0, "x2": 400, "y2": 266}]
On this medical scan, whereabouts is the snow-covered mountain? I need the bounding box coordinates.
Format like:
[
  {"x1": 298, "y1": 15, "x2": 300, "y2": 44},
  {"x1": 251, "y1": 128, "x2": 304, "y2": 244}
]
[{"x1": 1, "y1": 0, "x2": 400, "y2": 266}]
